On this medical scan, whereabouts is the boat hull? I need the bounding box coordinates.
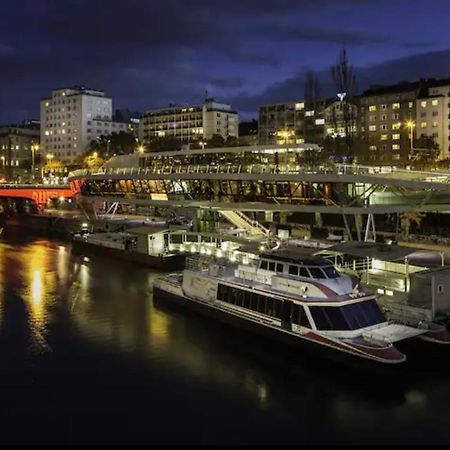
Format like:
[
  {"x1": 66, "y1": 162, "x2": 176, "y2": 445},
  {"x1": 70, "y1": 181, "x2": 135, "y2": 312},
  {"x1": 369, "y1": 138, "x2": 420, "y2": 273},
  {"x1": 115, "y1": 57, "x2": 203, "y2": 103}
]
[
  {"x1": 153, "y1": 285, "x2": 406, "y2": 365},
  {"x1": 72, "y1": 239, "x2": 185, "y2": 271}
]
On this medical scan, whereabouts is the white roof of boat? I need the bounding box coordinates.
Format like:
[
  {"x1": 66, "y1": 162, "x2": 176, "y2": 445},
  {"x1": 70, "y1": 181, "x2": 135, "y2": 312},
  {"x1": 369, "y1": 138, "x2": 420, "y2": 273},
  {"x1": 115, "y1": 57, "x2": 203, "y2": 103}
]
[{"x1": 325, "y1": 242, "x2": 428, "y2": 262}]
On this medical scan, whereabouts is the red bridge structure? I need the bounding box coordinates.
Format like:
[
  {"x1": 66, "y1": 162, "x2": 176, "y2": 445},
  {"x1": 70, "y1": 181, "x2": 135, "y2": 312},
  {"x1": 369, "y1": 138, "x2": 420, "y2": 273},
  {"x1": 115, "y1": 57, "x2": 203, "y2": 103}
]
[{"x1": 0, "y1": 183, "x2": 80, "y2": 209}]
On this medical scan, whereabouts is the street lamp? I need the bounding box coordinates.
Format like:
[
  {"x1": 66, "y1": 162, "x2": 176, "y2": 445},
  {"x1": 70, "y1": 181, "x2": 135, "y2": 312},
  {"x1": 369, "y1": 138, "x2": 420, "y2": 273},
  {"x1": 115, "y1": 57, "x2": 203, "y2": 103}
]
[
  {"x1": 31, "y1": 144, "x2": 39, "y2": 181},
  {"x1": 405, "y1": 120, "x2": 415, "y2": 151},
  {"x1": 137, "y1": 145, "x2": 145, "y2": 154}
]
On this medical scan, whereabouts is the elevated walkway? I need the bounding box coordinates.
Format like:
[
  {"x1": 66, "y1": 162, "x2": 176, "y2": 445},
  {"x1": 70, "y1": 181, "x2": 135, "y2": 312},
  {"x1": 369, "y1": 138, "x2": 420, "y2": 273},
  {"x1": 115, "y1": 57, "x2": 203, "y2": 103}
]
[{"x1": 219, "y1": 210, "x2": 269, "y2": 238}]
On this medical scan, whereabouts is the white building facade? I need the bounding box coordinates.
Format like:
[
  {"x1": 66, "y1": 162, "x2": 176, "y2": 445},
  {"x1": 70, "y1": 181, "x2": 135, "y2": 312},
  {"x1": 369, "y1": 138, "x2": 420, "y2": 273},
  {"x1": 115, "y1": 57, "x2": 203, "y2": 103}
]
[
  {"x1": 416, "y1": 83, "x2": 450, "y2": 160},
  {"x1": 40, "y1": 86, "x2": 128, "y2": 163},
  {"x1": 139, "y1": 99, "x2": 238, "y2": 145}
]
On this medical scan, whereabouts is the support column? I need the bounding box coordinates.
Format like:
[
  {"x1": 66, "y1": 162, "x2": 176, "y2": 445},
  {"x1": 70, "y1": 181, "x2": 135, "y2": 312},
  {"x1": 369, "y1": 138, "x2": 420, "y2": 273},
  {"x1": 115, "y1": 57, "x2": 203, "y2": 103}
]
[
  {"x1": 342, "y1": 214, "x2": 353, "y2": 241},
  {"x1": 314, "y1": 212, "x2": 322, "y2": 228}
]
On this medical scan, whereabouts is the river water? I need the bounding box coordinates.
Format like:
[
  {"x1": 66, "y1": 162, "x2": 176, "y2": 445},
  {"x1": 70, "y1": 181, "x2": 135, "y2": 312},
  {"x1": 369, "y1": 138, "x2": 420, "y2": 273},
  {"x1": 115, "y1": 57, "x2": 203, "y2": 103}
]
[{"x1": 0, "y1": 236, "x2": 449, "y2": 445}]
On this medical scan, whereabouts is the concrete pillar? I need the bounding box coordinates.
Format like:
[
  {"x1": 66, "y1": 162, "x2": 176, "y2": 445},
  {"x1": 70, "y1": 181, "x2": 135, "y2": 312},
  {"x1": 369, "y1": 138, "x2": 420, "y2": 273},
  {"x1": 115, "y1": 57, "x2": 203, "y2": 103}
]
[
  {"x1": 314, "y1": 212, "x2": 322, "y2": 228},
  {"x1": 265, "y1": 211, "x2": 274, "y2": 222}
]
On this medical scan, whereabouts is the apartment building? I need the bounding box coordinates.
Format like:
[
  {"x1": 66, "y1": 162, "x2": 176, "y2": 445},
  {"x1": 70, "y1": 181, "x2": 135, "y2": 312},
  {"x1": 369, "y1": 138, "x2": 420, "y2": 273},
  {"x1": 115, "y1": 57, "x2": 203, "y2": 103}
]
[
  {"x1": 359, "y1": 81, "x2": 419, "y2": 163},
  {"x1": 40, "y1": 86, "x2": 128, "y2": 163},
  {"x1": 416, "y1": 80, "x2": 450, "y2": 160},
  {"x1": 139, "y1": 98, "x2": 238, "y2": 145},
  {"x1": 258, "y1": 98, "x2": 357, "y2": 145},
  {"x1": 0, "y1": 124, "x2": 40, "y2": 172}
]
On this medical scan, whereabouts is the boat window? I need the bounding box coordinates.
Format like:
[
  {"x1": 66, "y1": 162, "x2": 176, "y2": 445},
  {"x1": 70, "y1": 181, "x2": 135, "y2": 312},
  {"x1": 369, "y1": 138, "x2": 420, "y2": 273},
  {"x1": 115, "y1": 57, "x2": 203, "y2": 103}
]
[
  {"x1": 260, "y1": 260, "x2": 268, "y2": 270},
  {"x1": 308, "y1": 267, "x2": 326, "y2": 279},
  {"x1": 323, "y1": 266, "x2": 340, "y2": 279},
  {"x1": 268, "y1": 262, "x2": 276, "y2": 272},
  {"x1": 276, "y1": 263, "x2": 284, "y2": 273},
  {"x1": 309, "y1": 300, "x2": 385, "y2": 331},
  {"x1": 299, "y1": 267, "x2": 310, "y2": 278},
  {"x1": 289, "y1": 265, "x2": 299, "y2": 276},
  {"x1": 292, "y1": 303, "x2": 311, "y2": 328}
]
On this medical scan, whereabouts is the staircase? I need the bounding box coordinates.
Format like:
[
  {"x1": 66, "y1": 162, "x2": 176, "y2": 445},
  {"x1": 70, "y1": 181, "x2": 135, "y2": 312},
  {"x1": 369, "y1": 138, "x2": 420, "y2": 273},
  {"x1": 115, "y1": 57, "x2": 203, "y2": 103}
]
[{"x1": 219, "y1": 210, "x2": 270, "y2": 237}]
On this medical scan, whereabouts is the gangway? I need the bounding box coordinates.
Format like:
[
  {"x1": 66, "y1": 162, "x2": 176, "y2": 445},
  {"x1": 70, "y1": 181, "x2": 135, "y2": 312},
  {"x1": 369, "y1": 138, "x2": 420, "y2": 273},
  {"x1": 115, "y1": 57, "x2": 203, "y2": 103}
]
[{"x1": 219, "y1": 210, "x2": 270, "y2": 238}]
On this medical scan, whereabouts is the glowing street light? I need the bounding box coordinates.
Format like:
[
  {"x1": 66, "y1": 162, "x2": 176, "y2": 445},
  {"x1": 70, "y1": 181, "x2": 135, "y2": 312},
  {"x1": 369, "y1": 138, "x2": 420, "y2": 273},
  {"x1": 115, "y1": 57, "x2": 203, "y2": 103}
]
[
  {"x1": 405, "y1": 120, "x2": 415, "y2": 151},
  {"x1": 138, "y1": 145, "x2": 145, "y2": 154}
]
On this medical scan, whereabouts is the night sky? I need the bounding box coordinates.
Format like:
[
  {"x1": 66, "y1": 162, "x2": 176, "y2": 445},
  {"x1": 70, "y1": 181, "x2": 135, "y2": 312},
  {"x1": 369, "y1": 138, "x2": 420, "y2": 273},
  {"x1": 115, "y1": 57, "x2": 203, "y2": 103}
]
[{"x1": 2, "y1": 0, "x2": 450, "y2": 124}]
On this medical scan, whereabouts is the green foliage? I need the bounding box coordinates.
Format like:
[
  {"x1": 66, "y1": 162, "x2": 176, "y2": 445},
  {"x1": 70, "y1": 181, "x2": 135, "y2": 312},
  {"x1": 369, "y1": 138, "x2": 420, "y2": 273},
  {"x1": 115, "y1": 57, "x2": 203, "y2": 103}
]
[
  {"x1": 207, "y1": 134, "x2": 225, "y2": 148},
  {"x1": 89, "y1": 131, "x2": 137, "y2": 158},
  {"x1": 148, "y1": 136, "x2": 182, "y2": 152}
]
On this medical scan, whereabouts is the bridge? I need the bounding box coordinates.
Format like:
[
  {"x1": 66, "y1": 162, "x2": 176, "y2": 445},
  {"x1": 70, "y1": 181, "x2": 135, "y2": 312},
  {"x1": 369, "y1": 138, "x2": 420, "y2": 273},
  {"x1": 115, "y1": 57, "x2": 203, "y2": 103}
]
[
  {"x1": 69, "y1": 158, "x2": 450, "y2": 242},
  {"x1": 0, "y1": 184, "x2": 79, "y2": 208}
]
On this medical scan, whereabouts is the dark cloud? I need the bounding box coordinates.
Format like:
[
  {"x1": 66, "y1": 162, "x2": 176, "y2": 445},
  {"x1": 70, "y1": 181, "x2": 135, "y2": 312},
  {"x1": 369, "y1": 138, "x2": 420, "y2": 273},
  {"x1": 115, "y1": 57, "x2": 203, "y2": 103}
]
[
  {"x1": 0, "y1": 0, "x2": 449, "y2": 123},
  {"x1": 233, "y1": 49, "x2": 450, "y2": 117}
]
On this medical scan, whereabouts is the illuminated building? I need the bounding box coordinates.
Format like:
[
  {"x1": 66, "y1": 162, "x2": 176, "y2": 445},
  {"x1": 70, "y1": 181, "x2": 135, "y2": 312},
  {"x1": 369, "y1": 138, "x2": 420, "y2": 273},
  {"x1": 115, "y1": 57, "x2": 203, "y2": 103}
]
[
  {"x1": 139, "y1": 98, "x2": 238, "y2": 145},
  {"x1": 258, "y1": 98, "x2": 358, "y2": 146},
  {"x1": 40, "y1": 86, "x2": 129, "y2": 163}
]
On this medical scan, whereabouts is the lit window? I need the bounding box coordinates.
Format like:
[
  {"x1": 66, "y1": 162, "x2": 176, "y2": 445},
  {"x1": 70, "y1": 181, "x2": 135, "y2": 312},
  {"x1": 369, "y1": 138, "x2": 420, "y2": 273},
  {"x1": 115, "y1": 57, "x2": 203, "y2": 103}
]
[
  {"x1": 392, "y1": 123, "x2": 401, "y2": 130},
  {"x1": 421, "y1": 122, "x2": 427, "y2": 128},
  {"x1": 45, "y1": 131, "x2": 50, "y2": 136},
  {"x1": 305, "y1": 110, "x2": 314, "y2": 117},
  {"x1": 393, "y1": 154, "x2": 400, "y2": 160},
  {"x1": 392, "y1": 103, "x2": 400, "y2": 109},
  {"x1": 432, "y1": 99, "x2": 439, "y2": 106},
  {"x1": 369, "y1": 125, "x2": 377, "y2": 131},
  {"x1": 296, "y1": 138, "x2": 305, "y2": 144},
  {"x1": 381, "y1": 134, "x2": 388, "y2": 140},
  {"x1": 409, "y1": 102, "x2": 413, "y2": 108},
  {"x1": 392, "y1": 144, "x2": 400, "y2": 150},
  {"x1": 369, "y1": 145, "x2": 377, "y2": 150},
  {"x1": 433, "y1": 122, "x2": 438, "y2": 127},
  {"x1": 369, "y1": 105, "x2": 377, "y2": 112},
  {"x1": 421, "y1": 101, "x2": 427, "y2": 107},
  {"x1": 393, "y1": 134, "x2": 400, "y2": 140},
  {"x1": 315, "y1": 118, "x2": 325, "y2": 125},
  {"x1": 295, "y1": 102, "x2": 305, "y2": 110}
]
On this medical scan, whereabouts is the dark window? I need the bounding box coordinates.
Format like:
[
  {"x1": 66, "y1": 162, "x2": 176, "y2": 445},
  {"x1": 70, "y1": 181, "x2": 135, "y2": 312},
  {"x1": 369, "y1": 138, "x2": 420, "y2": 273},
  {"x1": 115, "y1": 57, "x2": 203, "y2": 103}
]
[
  {"x1": 260, "y1": 261, "x2": 268, "y2": 270},
  {"x1": 257, "y1": 295, "x2": 266, "y2": 314},
  {"x1": 289, "y1": 265, "x2": 299, "y2": 276},
  {"x1": 323, "y1": 266, "x2": 340, "y2": 279},
  {"x1": 309, "y1": 300, "x2": 385, "y2": 331},
  {"x1": 234, "y1": 289, "x2": 243, "y2": 307},
  {"x1": 266, "y1": 298, "x2": 274, "y2": 316},
  {"x1": 299, "y1": 267, "x2": 309, "y2": 278},
  {"x1": 242, "y1": 290, "x2": 251, "y2": 309},
  {"x1": 277, "y1": 263, "x2": 284, "y2": 272},
  {"x1": 268, "y1": 262, "x2": 276, "y2": 272},
  {"x1": 309, "y1": 307, "x2": 332, "y2": 329},
  {"x1": 308, "y1": 267, "x2": 326, "y2": 279},
  {"x1": 274, "y1": 300, "x2": 283, "y2": 319}
]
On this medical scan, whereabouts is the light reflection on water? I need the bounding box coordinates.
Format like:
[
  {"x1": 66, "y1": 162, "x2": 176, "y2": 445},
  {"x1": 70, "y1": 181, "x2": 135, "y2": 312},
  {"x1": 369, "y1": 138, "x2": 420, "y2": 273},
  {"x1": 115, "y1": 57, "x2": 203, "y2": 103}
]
[{"x1": 0, "y1": 237, "x2": 448, "y2": 444}]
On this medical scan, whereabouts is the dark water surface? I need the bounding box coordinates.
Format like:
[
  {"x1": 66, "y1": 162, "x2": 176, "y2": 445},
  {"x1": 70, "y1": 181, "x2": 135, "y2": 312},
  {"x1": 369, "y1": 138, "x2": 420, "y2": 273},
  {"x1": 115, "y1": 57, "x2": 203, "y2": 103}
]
[{"x1": 0, "y1": 236, "x2": 449, "y2": 445}]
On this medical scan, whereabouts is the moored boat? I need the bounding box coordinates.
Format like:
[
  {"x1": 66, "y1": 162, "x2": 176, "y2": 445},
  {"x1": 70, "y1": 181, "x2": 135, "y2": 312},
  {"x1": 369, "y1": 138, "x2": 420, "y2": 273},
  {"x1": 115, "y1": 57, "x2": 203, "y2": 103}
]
[{"x1": 154, "y1": 249, "x2": 425, "y2": 364}]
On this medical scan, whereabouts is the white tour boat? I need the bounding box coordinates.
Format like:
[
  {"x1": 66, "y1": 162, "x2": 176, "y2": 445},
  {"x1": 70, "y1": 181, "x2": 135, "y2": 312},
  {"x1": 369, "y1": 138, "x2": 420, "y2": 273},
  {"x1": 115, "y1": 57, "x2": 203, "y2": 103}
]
[{"x1": 154, "y1": 249, "x2": 425, "y2": 364}]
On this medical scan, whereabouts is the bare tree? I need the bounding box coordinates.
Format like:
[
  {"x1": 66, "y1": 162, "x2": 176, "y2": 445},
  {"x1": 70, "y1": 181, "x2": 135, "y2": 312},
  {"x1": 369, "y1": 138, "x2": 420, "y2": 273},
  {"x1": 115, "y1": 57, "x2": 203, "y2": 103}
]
[
  {"x1": 304, "y1": 69, "x2": 321, "y2": 107},
  {"x1": 331, "y1": 47, "x2": 358, "y2": 158},
  {"x1": 303, "y1": 69, "x2": 322, "y2": 144}
]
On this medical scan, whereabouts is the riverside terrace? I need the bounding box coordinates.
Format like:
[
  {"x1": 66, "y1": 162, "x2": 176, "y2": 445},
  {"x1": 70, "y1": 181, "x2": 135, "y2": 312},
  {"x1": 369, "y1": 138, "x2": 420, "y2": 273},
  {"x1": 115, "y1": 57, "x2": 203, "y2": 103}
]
[{"x1": 68, "y1": 145, "x2": 450, "y2": 241}]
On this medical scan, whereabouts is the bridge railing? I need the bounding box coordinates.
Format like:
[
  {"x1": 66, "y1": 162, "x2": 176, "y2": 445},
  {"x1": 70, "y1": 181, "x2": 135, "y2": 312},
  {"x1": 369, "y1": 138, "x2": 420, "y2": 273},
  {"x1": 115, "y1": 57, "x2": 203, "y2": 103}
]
[{"x1": 69, "y1": 163, "x2": 450, "y2": 186}]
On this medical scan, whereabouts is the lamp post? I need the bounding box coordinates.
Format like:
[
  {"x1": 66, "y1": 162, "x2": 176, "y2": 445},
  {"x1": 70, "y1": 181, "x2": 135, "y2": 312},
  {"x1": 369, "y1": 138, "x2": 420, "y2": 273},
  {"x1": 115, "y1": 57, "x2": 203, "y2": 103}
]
[
  {"x1": 406, "y1": 120, "x2": 415, "y2": 152},
  {"x1": 31, "y1": 143, "x2": 39, "y2": 182},
  {"x1": 42, "y1": 153, "x2": 53, "y2": 181}
]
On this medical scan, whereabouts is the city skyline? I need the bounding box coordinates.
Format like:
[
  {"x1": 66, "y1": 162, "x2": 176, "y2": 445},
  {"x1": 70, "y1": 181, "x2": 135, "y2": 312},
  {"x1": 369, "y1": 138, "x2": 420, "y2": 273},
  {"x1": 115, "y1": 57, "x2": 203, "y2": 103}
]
[{"x1": 3, "y1": 0, "x2": 450, "y2": 123}]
